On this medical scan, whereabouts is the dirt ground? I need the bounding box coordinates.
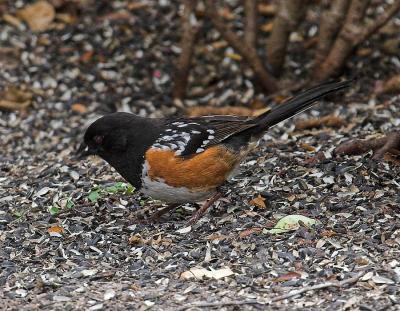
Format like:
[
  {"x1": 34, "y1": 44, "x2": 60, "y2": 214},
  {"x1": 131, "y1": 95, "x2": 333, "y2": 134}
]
[{"x1": 1, "y1": 1, "x2": 400, "y2": 310}]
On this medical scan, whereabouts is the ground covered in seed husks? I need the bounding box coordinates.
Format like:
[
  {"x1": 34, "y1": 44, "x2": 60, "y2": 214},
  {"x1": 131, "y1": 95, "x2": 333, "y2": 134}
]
[{"x1": 1, "y1": 1, "x2": 400, "y2": 310}]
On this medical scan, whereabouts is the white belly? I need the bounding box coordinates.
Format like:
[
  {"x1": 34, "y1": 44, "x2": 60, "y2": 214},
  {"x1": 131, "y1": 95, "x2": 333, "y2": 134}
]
[
  {"x1": 140, "y1": 160, "x2": 213, "y2": 203},
  {"x1": 141, "y1": 175, "x2": 212, "y2": 203}
]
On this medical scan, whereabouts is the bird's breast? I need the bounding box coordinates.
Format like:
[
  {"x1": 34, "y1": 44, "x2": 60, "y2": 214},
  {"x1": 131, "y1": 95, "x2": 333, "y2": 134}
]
[{"x1": 140, "y1": 146, "x2": 241, "y2": 202}]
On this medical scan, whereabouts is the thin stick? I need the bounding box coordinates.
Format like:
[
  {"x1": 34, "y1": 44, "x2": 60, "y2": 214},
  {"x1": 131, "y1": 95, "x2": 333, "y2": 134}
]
[
  {"x1": 372, "y1": 131, "x2": 400, "y2": 160},
  {"x1": 360, "y1": 0, "x2": 400, "y2": 43},
  {"x1": 315, "y1": 0, "x2": 350, "y2": 66},
  {"x1": 271, "y1": 271, "x2": 365, "y2": 302},
  {"x1": 243, "y1": 0, "x2": 257, "y2": 48},
  {"x1": 172, "y1": 0, "x2": 200, "y2": 100},
  {"x1": 266, "y1": 0, "x2": 309, "y2": 75},
  {"x1": 313, "y1": 0, "x2": 400, "y2": 82},
  {"x1": 204, "y1": 0, "x2": 278, "y2": 93},
  {"x1": 177, "y1": 271, "x2": 365, "y2": 310}
]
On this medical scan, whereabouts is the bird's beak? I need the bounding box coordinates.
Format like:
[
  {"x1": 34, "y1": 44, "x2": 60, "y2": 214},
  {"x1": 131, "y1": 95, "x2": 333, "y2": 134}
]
[{"x1": 75, "y1": 142, "x2": 94, "y2": 160}]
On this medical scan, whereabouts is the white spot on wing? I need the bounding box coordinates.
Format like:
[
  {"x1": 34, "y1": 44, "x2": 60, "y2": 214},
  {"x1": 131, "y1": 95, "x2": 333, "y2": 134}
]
[{"x1": 201, "y1": 140, "x2": 209, "y2": 147}]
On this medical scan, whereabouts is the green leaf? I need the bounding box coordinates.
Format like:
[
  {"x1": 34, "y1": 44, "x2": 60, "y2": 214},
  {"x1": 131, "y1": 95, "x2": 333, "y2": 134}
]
[
  {"x1": 66, "y1": 198, "x2": 75, "y2": 209},
  {"x1": 105, "y1": 185, "x2": 118, "y2": 193},
  {"x1": 125, "y1": 184, "x2": 135, "y2": 194},
  {"x1": 13, "y1": 210, "x2": 22, "y2": 218},
  {"x1": 264, "y1": 215, "x2": 318, "y2": 234},
  {"x1": 88, "y1": 190, "x2": 101, "y2": 202},
  {"x1": 49, "y1": 205, "x2": 60, "y2": 215},
  {"x1": 106, "y1": 182, "x2": 135, "y2": 194},
  {"x1": 115, "y1": 182, "x2": 126, "y2": 190}
]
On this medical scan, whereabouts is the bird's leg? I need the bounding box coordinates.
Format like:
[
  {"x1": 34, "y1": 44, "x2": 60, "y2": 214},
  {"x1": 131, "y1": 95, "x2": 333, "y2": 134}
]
[
  {"x1": 187, "y1": 192, "x2": 223, "y2": 225},
  {"x1": 148, "y1": 203, "x2": 180, "y2": 222}
]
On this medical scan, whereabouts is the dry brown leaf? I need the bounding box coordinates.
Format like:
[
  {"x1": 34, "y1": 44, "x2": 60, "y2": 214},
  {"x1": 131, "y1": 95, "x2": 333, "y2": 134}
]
[
  {"x1": 260, "y1": 22, "x2": 273, "y2": 33},
  {"x1": 218, "y1": 7, "x2": 234, "y2": 20},
  {"x1": 356, "y1": 48, "x2": 372, "y2": 57},
  {"x1": 79, "y1": 50, "x2": 94, "y2": 63},
  {"x1": 382, "y1": 38, "x2": 400, "y2": 55},
  {"x1": 295, "y1": 115, "x2": 344, "y2": 130},
  {"x1": 55, "y1": 13, "x2": 76, "y2": 24},
  {"x1": 0, "y1": 47, "x2": 20, "y2": 69},
  {"x1": 206, "y1": 233, "x2": 227, "y2": 241},
  {"x1": 239, "y1": 227, "x2": 262, "y2": 238},
  {"x1": 258, "y1": 3, "x2": 276, "y2": 16},
  {"x1": 211, "y1": 40, "x2": 228, "y2": 50},
  {"x1": 180, "y1": 267, "x2": 234, "y2": 280},
  {"x1": 0, "y1": 87, "x2": 33, "y2": 111},
  {"x1": 355, "y1": 257, "x2": 369, "y2": 266},
  {"x1": 17, "y1": 1, "x2": 55, "y2": 32},
  {"x1": 128, "y1": 233, "x2": 145, "y2": 245},
  {"x1": 100, "y1": 10, "x2": 134, "y2": 22},
  {"x1": 384, "y1": 153, "x2": 400, "y2": 166},
  {"x1": 3, "y1": 13, "x2": 24, "y2": 28},
  {"x1": 273, "y1": 271, "x2": 302, "y2": 282},
  {"x1": 127, "y1": 2, "x2": 149, "y2": 11},
  {"x1": 249, "y1": 195, "x2": 266, "y2": 209},
  {"x1": 71, "y1": 103, "x2": 87, "y2": 113},
  {"x1": 374, "y1": 75, "x2": 400, "y2": 95},
  {"x1": 226, "y1": 52, "x2": 242, "y2": 61},
  {"x1": 321, "y1": 230, "x2": 336, "y2": 237},
  {"x1": 299, "y1": 142, "x2": 316, "y2": 152}
]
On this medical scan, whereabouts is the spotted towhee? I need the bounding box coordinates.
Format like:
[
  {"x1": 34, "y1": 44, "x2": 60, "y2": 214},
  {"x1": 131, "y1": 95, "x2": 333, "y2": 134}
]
[{"x1": 78, "y1": 80, "x2": 350, "y2": 224}]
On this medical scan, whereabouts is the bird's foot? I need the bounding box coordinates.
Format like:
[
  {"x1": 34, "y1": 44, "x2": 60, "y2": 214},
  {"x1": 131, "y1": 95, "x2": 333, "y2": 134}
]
[{"x1": 186, "y1": 192, "x2": 223, "y2": 225}]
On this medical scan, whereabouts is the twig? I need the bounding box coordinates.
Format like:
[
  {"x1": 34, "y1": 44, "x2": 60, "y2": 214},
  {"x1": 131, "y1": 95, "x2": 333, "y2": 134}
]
[
  {"x1": 177, "y1": 271, "x2": 365, "y2": 310},
  {"x1": 372, "y1": 131, "x2": 400, "y2": 160},
  {"x1": 313, "y1": 0, "x2": 400, "y2": 82},
  {"x1": 313, "y1": 0, "x2": 369, "y2": 81},
  {"x1": 315, "y1": 0, "x2": 350, "y2": 66},
  {"x1": 335, "y1": 131, "x2": 400, "y2": 160},
  {"x1": 243, "y1": 0, "x2": 257, "y2": 48},
  {"x1": 335, "y1": 137, "x2": 387, "y2": 156},
  {"x1": 266, "y1": 0, "x2": 309, "y2": 75},
  {"x1": 172, "y1": 0, "x2": 200, "y2": 100},
  {"x1": 271, "y1": 271, "x2": 365, "y2": 302},
  {"x1": 359, "y1": 0, "x2": 400, "y2": 43},
  {"x1": 295, "y1": 114, "x2": 345, "y2": 130},
  {"x1": 176, "y1": 300, "x2": 264, "y2": 311},
  {"x1": 204, "y1": 0, "x2": 278, "y2": 93}
]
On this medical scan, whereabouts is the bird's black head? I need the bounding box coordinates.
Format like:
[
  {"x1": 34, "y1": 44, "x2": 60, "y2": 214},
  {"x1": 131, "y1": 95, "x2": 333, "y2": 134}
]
[
  {"x1": 77, "y1": 112, "x2": 162, "y2": 187},
  {"x1": 77, "y1": 112, "x2": 135, "y2": 158}
]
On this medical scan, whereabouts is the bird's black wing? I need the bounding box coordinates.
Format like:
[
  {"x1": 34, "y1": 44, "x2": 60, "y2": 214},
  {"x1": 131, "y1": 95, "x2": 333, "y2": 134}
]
[{"x1": 152, "y1": 115, "x2": 258, "y2": 157}]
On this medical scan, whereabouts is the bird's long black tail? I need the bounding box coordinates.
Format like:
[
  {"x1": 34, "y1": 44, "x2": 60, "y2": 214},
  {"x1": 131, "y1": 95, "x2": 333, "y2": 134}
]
[{"x1": 253, "y1": 80, "x2": 351, "y2": 132}]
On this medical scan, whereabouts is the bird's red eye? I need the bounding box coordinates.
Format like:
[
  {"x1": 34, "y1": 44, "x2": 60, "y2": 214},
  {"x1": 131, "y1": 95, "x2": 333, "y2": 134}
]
[{"x1": 94, "y1": 135, "x2": 104, "y2": 144}]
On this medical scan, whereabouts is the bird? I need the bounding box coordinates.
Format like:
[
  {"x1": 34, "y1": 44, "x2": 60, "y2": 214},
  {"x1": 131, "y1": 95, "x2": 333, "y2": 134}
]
[{"x1": 77, "y1": 80, "x2": 350, "y2": 224}]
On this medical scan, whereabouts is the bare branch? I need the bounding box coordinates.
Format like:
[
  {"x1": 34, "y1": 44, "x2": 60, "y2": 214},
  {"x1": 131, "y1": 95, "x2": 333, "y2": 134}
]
[
  {"x1": 243, "y1": 0, "x2": 257, "y2": 48},
  {"x1": 372, "y1": 131, "x2": 400, "y2": 160},
  {"x1": 172, "y1": 0, "x2": 200, "y2": 100},
  {"x1": 315, "y1": 0, "x2": 350, "y2": 65},
  {"x1": 334, "y1": 131, "x2": 400, "y2": 160},
  {"x1": 177, "y1": 271, "x2": 365, "y2": 311},
  {"x1": 204, "y1": 0, "x2": 278, "y2": 93},
  {"x1": 313, "y1": 0, "x2": 400, "y2": 81},
  {"x1": 359, "y1": 0, "x2": 400, "y2": 43},
  {"x1": 344, "y1": 0, "x2": 370, "y2": 25},
  {"x1": 266, "y1": 0, "x2": 309, "y2": 75}
]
